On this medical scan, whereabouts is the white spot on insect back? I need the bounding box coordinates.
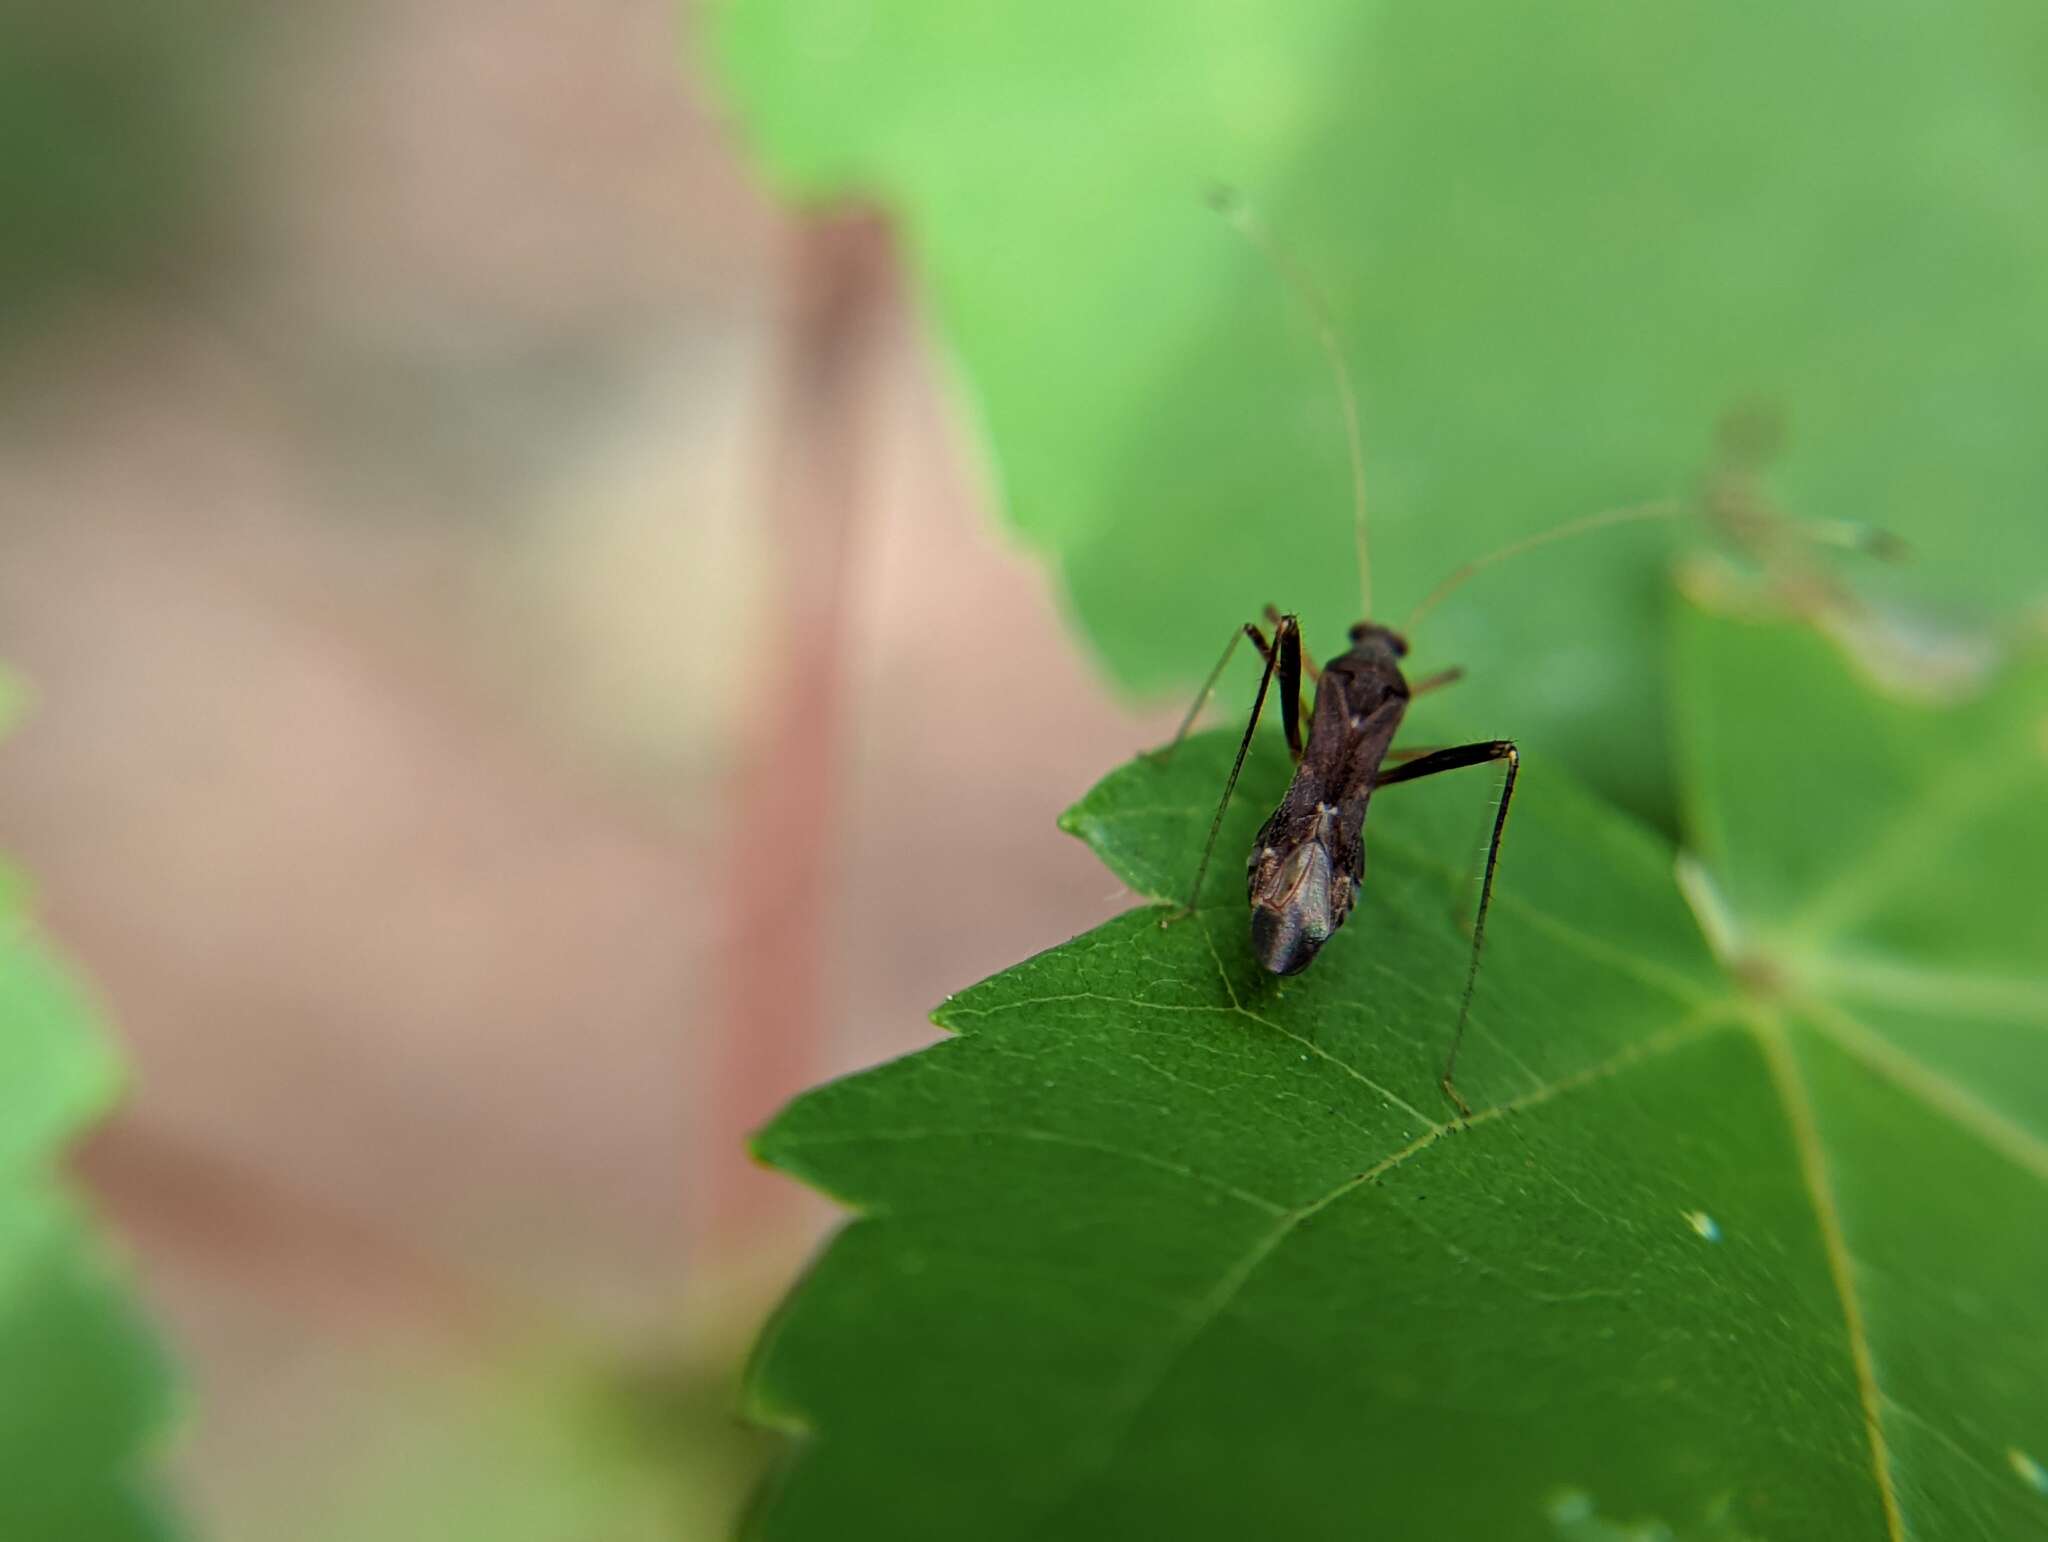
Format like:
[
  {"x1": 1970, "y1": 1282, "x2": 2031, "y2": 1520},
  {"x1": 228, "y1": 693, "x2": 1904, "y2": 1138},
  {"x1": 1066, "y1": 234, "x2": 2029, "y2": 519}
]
[
  {"x1": 1684, "y1": 1210, "x2": 1721, "y2": 1243},
  {"x1": 2010, "y1": 1447, "x2": 2048, "y2": 1495}
]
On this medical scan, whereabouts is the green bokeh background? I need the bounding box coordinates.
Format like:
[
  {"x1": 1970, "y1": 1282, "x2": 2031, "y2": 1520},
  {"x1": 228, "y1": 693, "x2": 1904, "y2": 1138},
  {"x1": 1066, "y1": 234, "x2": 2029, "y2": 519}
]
[
  {"x1": 0, "y1": 4, "x2": 241, "y2": 343},
  {"x1": 716, "y1": 0, "x2": 2048, "y2": 823},
  {"x1": 0, "y1": 822, "x2": 178, "y2": 1540}
]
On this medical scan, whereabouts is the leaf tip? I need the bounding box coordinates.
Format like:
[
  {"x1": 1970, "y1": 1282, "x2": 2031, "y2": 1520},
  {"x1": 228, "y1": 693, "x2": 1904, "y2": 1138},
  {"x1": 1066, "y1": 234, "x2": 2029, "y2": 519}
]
[
  {"x1": 928, "y1": 996, "x2": 967, "y2": 1035},
  {"x1": 745, "y1": 1113, "x2": 799, "y2": 1173},
  {"x1": 737, "y1": 1376, "x2": 814, "y2": 1441}
]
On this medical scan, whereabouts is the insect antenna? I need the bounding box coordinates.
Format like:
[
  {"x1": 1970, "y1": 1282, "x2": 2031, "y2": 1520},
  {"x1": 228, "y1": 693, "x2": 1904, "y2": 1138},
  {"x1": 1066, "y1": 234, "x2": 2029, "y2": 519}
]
[
  {"x1": 1400, "y1": 464, "x2": 1910, "y2": 639},
  {"x1": 1209, "y1": 187, "x2": 1374, "y2": 619},
  {"x1": 1399, "y1": 499, "x2": 1685, "y2": 635}
]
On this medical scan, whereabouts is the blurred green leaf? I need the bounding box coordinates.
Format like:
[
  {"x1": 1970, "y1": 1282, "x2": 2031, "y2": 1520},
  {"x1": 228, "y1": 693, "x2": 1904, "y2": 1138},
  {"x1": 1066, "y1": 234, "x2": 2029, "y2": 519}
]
[
  {"x1": 743, "y1": 607, "x2": 2048, "y2": 1538},
  {"x1": 0, "y1": 694, "x2": 181, "y2": 1540},
  {"x1": 0, "y1": 4, "x2": 242, "y2": 335},
  {"x1": 0, "y1": 1182, "x2": 179, "y2": 1542},
  {"x1": 299, "y1": 1352, "x2": 772, "y2": 1542},
  {"x1": 714, "y1": 0, "x2": 2048, "y2": 821}
]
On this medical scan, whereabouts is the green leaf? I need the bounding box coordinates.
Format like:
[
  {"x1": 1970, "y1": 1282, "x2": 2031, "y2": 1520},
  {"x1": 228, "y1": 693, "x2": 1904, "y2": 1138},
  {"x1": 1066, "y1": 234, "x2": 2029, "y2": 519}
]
[
  {"x1": 301, "y1": 1354, "x2": 775, "y2": 1542},
  {"x1": 712, "y1": 0, "x2": 2048, "y2": 820},
  {"x1": 0, "y1": 684, "x2": 181, "y2": 1541},
  {"x1": 0, "y1": 3, "x2": 239, "y2": 334},
  {"x1": 0, "y1": 1181, "x2": 180, "y2": 1542},
  {"x1": 0, "y1": 920, "x2": 121, "y2": 1175},
  {"x1": 743, "y1": 607, "x2": 2048, "y2": 1539},
  {"x1": 1674, "y1": 606, "x2": 2048, "y2": 1539}
]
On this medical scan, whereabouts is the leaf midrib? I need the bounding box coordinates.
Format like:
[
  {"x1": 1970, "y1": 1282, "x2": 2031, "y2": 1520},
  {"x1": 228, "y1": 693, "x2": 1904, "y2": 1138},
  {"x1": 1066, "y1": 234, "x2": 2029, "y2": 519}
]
[
  {"x1": 1029, "y1": 999, "x2": 1740, "y2": 1535},
  {"x1": 1753, "y1": 1006, "x2": 1907, "y2": 1542},
  {"x1": 997, "y1": 969, "x2": 2037, "y2": 1541}
]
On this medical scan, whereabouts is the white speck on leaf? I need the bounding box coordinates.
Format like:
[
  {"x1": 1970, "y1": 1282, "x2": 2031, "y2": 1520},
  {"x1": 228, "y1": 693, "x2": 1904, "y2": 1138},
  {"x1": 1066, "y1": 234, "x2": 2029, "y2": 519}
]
[
  {"x1": 1548, "y1": 1489, "x2": 1594, "y2": 1525},
  {"x1": 1544, "y1": 1487, "x2": 1678, "y2": 1540},
  {"x1": 2010, "y1": 1447, "x2": 2048, "y2": 1495},
  {"x1": 1685, "y1": 1209, "x2": 1721, "y2": 1242}
]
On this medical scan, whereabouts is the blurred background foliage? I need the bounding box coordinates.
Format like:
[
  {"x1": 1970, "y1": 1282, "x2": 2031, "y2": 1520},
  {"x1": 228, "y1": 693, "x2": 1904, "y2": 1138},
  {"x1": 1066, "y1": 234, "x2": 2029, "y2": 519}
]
[
  {"x1": 3, "y1": 0, "x2": 795, "y2": 1535},
  {"x1": 0, "y1": 2, "x2": 247, "y2": 341},
  {"x1": 718, "y1": 0, "x2": 2048, "y2": 824},
  {"x1": 0, "y1": 0, "x2": 2043, "y2": 1536},
  {"x1": 0, "y1": 675, "x2": 176, "y2": 1541}
]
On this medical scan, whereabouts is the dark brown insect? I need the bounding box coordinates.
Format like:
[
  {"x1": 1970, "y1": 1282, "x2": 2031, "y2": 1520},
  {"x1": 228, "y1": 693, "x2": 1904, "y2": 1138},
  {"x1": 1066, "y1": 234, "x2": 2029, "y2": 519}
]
[
  {"x1": 1167, "y1": 197, "x2": 1904, "y2": 1113},
  {"x1": 1163, "y1": 194, "x2": 1672, "y2": 1115},
  {"x1": 1166, "y1": 604, "x2": 1515, "y2": 1116}
]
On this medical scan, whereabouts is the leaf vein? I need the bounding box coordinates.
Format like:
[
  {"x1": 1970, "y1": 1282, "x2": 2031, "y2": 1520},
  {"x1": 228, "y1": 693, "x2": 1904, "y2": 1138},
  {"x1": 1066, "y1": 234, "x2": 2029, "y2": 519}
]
[
  {"x1": 1752, "y1": 1012, "x2": 1907, "y2": 1542},
  {"x1": 1799, "y1": 996, "x2": 2048, "y2": 1185},
  {"x1": 1196, "y1": 917, "x2": 1445, "y2": 1131},
  {"x1": 1783, "y1": 733, "x2": 2038, "y2": 945},
  {"x1": 1369, "y1": 828, "x2": 1716, "y2": 1009},
  {"x1": 1036, "y1": 1005, "x2": 1736, "y2": 1527}
]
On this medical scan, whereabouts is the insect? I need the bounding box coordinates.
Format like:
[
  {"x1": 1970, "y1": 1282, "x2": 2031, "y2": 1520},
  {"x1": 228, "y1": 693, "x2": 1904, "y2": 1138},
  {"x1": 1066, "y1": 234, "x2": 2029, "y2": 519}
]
[{"x1": 1163, "y1": 193, "x2": 1685, "y2": 1117}]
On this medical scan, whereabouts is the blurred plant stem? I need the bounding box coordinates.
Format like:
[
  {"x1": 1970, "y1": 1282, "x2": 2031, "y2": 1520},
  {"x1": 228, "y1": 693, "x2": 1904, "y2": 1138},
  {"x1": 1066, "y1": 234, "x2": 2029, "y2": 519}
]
[{"x1": 698, "y1": 208, "x2": 898, "y2": 1258}]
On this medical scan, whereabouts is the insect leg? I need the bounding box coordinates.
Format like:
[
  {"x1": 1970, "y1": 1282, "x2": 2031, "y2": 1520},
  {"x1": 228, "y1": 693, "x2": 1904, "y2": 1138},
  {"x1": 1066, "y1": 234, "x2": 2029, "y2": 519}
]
[
  {"x1": 1407, "y1": 666, "x2": 1464, "y2": 697},
  {"x1": 1374, "y1": 739, "x2": 1519, "y2": 1117},
  {"x1": 1263, "y1": 604, "x2": 1321, "y2": 680},
  {"x1": 1180, "y1": 618, "x2": 1303, "y2": 761},
  {"x1": 1152, "y1": 622, "x2": 1269, "y2": 765},
  {"x1": 1171, "y1": 615, "x2": 1302, "y2": 922},
  {"x1": 1274, "y1": 614, "x2": 1303, "y2": 762},
  {"x1": 1378, "y1": 745, "x2": 1446, "y2": 767},
  {"x1": 1264, "y1": 604, "x2": 1317, "y2": 743}
]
